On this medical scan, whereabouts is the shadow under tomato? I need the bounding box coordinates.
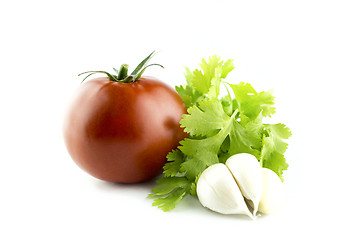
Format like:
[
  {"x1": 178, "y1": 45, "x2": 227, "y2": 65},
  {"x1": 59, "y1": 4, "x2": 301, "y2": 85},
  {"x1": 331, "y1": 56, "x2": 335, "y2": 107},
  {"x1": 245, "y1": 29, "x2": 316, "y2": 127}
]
[{"x1": 93, "y1": 175, "x2": 160, "y2": 193}]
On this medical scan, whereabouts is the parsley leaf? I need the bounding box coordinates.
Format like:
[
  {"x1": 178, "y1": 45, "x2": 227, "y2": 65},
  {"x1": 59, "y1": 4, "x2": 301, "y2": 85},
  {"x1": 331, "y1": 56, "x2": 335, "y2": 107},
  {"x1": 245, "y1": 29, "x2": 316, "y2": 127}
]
[
  {"x1": 148, "y1": 176, "x2": 191, "y2": 212},
  {"x1": 180, "y1": 99, "x2": 230, "y2": 137},
  {"x1": 163, "y1": 150, "x2": 185, "y2": 177},
  {"x1": 230, "y1": 82, "x2": 276, "y2": 120},
  {"x1": 179, "y1": 108, "x2": 237, "y2": 180},
  {"x1": 261, "y1": 123, "x2": 292, "y2": 180},
  {"x1": 176, "y1": 56, "x2": 235, "y2": 107},
  {"x1": 175, "y1": 84, "x2": 203, "y2": 109},
  {"x1": 191, "y1": 55, "x2": 222, "y2": 94}
]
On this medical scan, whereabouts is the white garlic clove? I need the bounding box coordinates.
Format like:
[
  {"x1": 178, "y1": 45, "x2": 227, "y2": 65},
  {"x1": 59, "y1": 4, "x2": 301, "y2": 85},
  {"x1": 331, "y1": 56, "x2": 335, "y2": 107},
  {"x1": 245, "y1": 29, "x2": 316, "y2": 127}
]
[
  {"x1": 225, "y1": 153, "x2": 262, "y2": 216},
  {"x1": 196, "y1": 163, "x2": 254, "y2": 219},
  {"x1": 258, "y1": 168, "x2": 285, "y2": 214}
]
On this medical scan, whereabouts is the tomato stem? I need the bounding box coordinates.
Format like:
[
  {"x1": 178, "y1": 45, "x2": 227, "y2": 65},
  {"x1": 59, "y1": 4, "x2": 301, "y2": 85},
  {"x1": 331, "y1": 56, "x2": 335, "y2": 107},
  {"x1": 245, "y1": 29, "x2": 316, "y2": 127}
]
[
  {"x1": 79, "y1": 51, "x2": 163, "y2": 83},
  {"x1": 118, "y1": 64, "x2": 129, "y2": 80}
]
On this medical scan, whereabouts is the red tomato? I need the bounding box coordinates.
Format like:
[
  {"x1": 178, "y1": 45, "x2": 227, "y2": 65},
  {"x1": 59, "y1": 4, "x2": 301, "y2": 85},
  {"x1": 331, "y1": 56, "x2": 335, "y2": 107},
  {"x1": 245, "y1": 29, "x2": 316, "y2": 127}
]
[{"x1": 63, "y1": 76, "x2": 187, "y2": 183}]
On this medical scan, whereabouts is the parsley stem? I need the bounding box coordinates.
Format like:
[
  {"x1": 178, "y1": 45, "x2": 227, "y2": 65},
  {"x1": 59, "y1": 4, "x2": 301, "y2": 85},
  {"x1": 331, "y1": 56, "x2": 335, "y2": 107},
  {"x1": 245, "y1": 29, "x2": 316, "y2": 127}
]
[
  {"x1": 231, "y1": 109, "x2": 239, "y2": 119},
  {"x1": 223, "y1": 81, "x2": 232, "y2": 98}
]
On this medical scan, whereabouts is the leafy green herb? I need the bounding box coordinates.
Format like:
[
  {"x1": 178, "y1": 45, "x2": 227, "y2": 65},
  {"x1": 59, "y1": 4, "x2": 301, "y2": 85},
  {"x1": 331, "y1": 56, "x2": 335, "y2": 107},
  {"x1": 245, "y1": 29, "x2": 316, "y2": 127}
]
[{"x1": 149, "y1": 55, "x2": 291, "y2": 211}]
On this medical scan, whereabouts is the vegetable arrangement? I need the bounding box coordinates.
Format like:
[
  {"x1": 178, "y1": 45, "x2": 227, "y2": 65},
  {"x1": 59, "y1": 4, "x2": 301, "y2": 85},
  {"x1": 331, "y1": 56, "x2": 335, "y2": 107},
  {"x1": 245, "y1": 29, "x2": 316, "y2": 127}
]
[
  {"x1": 63, "y1": 52, "x2": 291, "y2": 219},
  {"x1": 149, "y1": 55, "x2": 291, "y2": 215}
]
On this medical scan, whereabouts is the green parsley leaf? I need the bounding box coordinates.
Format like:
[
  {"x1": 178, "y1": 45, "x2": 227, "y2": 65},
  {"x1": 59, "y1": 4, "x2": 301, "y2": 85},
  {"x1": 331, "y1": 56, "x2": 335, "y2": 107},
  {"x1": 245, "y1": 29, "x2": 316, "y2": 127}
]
[
  {"x1": 180, "y1": 99, "x2": 230, "y2": 137},
  {"x1": 191, "y1": 55, "x2": 221, "y2": 94},
  {"x1": 227, "y1": 119, "x2": 262, "y2": 158},
  {"x1": 220, "y1": 59, "x2": 235, "y2": 79},
  {"x1": 264, "y1": 123, "x2": 292, "y2": 139},
  {"x1": 163, "y1": 150, "x2": 185, "y2": 177},
  {"x1": 149, "y1": 176, "x2": 191, "y2": 212},
  {"x1": 260, "y1": 123, "x2": 292, "y2": 181},
  {"x1": 175, "y1": 84, "x2": 203, "y2": 109},
  {"x1": 208, "y1": 59, "x2": 235, "y2": 99},
  {"x1": 187, "y1": 55, "x2": 235, "y2": 96},
  {"x1": 229, "y1": 82, "x2": 276, "y2": 120},
  {"x1": 179, "y1": 128, "x2": 227, "y2": 180}
]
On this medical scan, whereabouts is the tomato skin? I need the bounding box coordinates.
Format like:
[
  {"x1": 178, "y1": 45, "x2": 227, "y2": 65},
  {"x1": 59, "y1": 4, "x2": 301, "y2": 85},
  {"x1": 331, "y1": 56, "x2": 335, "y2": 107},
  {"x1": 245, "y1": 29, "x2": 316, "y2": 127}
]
[{"x1": 63, "y1": 76, "x2": 188, "y2": 183}]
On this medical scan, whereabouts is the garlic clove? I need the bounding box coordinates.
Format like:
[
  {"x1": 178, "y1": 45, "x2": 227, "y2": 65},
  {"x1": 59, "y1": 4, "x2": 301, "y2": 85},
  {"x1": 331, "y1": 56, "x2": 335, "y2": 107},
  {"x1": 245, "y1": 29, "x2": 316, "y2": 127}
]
[
  {"x1": 258, "y1": 168, "x2": 285, "y2": 214},
  {"x1": 225, "y1": 153, "x2": 262, "y2": 216},
  {"x1": 196, "y1": 163, "x2": 254, "y2": 219}
]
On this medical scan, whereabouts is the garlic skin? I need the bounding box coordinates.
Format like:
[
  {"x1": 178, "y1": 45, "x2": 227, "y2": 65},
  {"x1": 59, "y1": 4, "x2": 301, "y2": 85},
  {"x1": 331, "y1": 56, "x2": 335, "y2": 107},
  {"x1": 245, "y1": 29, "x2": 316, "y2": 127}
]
[
  {"x1": 196, "y1": 163, "x2": 253, "y2": 218},
  {"x1": 258, "y1": 168, "x2": 285, "y2": 214},
  {"x1": 225, "y1": 153, "x2": 262, "y2": 216}
]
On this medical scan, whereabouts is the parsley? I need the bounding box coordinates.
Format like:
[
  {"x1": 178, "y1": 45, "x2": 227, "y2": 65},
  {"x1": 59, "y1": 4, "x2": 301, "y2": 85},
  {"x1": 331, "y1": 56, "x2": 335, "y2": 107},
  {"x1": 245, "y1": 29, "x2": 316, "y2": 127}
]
[{"x1": 149, "y1": 55, "x2": 291, "y2": 211}]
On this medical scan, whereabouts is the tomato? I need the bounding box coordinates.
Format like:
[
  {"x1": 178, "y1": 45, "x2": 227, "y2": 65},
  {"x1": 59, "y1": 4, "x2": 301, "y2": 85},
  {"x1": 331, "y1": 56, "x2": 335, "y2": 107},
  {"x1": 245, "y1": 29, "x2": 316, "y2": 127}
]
[{"x1": 63, "y1": 52, "x2": 187, "y2": 183}]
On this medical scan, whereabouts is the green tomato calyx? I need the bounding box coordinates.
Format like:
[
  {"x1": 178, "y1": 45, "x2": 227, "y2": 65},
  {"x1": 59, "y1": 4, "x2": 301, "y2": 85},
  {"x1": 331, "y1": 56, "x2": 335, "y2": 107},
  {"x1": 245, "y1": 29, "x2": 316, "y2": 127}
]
[{"x1": 78, "y1": 51, "x2": 163, "y2": 83}]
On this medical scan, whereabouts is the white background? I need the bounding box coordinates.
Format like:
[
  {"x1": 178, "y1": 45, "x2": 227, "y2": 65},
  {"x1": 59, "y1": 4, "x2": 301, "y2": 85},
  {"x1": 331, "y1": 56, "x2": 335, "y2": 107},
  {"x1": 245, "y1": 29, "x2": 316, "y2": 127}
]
[{"x1": 1, "y1": 0, "x2": 359, "y2": 239}]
